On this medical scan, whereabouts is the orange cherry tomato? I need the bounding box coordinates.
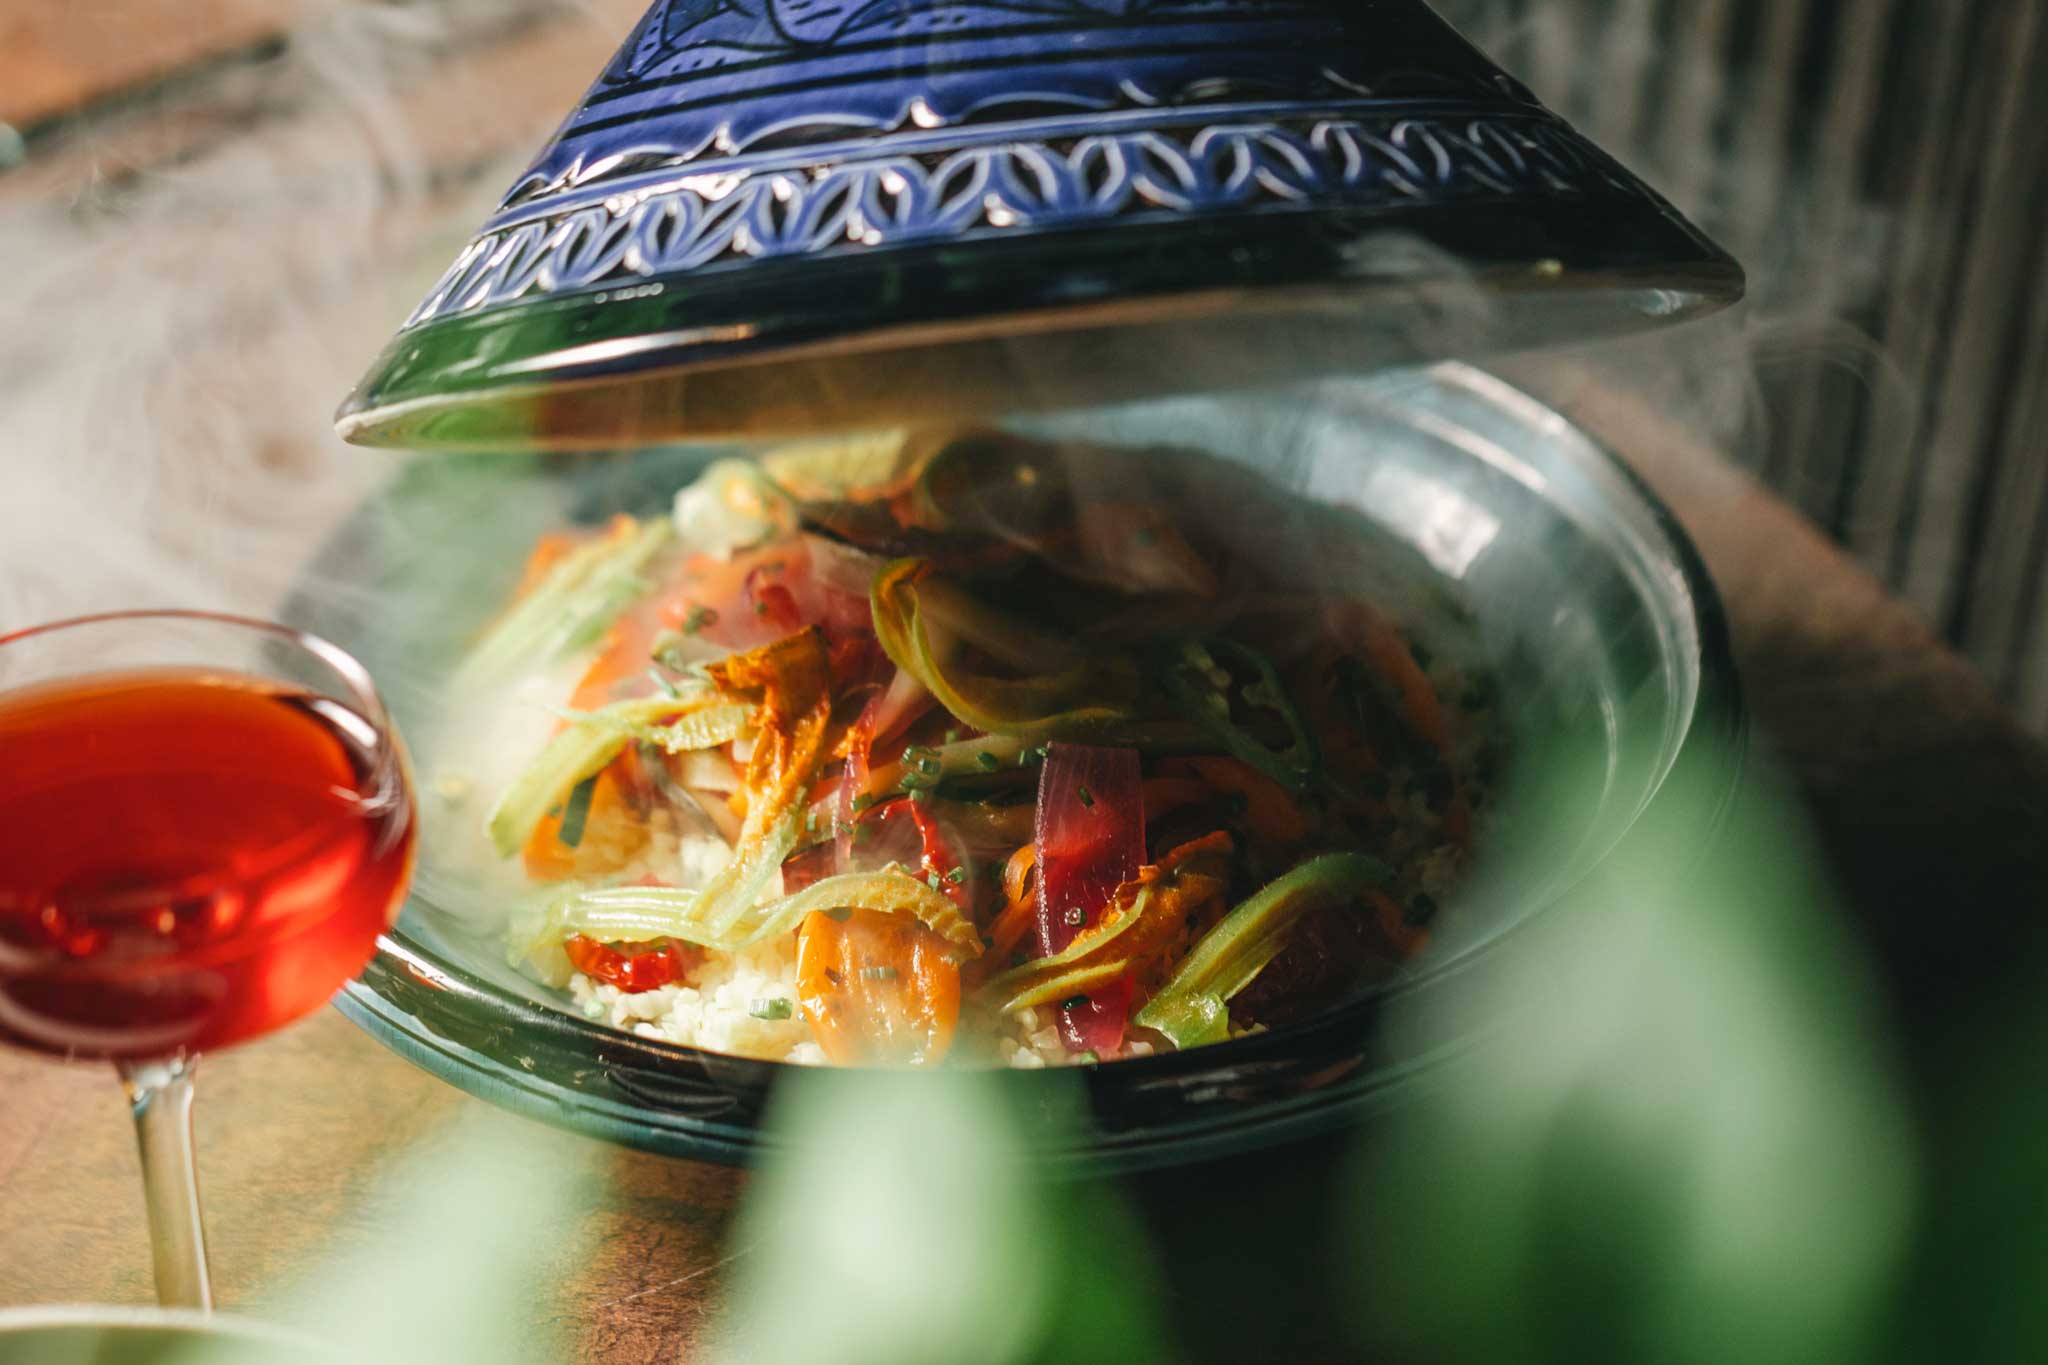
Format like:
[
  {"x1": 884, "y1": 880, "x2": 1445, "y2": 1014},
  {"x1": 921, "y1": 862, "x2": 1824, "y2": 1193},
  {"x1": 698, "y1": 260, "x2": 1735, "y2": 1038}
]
[{"x1": 795, "y1": 909, "x2": 961, "y2": 1067}]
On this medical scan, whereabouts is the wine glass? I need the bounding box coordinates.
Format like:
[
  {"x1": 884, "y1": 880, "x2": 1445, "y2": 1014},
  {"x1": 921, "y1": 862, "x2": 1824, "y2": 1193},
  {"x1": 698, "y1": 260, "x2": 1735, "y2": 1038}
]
[{"x1": 0, "y1": 610, "x2": 417, "y2": 1310}]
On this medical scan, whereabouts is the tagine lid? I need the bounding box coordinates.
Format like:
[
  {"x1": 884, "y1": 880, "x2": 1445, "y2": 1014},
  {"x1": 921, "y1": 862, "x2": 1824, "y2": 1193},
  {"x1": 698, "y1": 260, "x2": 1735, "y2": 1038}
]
[{"x1": 336, "y1": 0, "x2": 1743, "y2": 451}]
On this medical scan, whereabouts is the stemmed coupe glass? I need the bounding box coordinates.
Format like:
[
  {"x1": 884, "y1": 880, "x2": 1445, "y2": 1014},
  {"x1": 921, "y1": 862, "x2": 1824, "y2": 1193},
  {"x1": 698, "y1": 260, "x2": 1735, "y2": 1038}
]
[{"x1": 0, "y1": 611, "x2": 417, "y2": 1310}]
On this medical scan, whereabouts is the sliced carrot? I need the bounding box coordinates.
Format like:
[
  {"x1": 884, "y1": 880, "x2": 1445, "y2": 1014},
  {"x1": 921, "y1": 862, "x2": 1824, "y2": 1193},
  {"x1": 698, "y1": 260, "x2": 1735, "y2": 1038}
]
[
  {"x1": 978, "y1": 896, "x2": 1037, "y2": 979},
  {"x1": 522, "y1": 756, "x2": 649, "y2": 881},
  {"x1": 569, "y1": 602, "x2": 668, "y2": 711},
  {"x1": 1001, "y1": 843, "x2": 1036, "y2": 908},
  {"x1": 967, "y1": 845, "x2": 1039, "y2": 986},
  {"x1": 1351, "y1": 610, "x2": 1450, "y2": 754},
  {"x1": 796, "y1": 908, "x2": 961, "y2": 1066},
  {"x1": 1158, "y1": 756, "x2": 1309, "y2": 847}
]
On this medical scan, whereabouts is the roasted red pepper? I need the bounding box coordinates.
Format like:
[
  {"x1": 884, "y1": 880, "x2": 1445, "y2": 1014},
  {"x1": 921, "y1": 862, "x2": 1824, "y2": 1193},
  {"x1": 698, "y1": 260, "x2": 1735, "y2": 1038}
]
[
  {"x1": 859, "y1": 796, "x2": 971, "y2": 911},
  {"x1": 563, "y1": 934, "x2": 704, "y2": 993}
]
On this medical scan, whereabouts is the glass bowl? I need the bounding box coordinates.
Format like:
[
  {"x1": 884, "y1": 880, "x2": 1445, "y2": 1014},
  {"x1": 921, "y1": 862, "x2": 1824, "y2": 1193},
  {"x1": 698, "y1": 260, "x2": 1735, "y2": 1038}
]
[{"x1": 299, "y1": 361, "x2": 1740, "y2": 1173}]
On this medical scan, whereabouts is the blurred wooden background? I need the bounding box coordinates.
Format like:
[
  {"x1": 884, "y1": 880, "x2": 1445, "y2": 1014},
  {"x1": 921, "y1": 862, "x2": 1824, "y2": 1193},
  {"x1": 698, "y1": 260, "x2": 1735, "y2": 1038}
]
[
  {"x1": 3, "y1": 0, "x2": 2044, "y2": 726},
  {"x1": 1454, "y1": 0, "x2": 2048, "y2": 729}
]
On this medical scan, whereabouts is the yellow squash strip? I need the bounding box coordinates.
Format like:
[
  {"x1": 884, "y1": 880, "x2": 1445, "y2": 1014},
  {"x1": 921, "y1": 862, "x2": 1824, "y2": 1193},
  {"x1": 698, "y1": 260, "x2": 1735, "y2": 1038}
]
[
  {"x1": 639, "y1": 704, "x2": 753, "y2": 754},
  {"x1": 975, "y1": 832, "x2": 1234, "y2": 1014},
  {"x1": 456, "y1": 515, "x2": 671, "y2": 688},
  {"x1": 485, "y1": 690, "x2": 728, "y2": 859},
  {"x1": 870, "y1": 558, "x2": 1141, "y2": 741},
  {"x1": 529, "y1": 869, "x2": 981, "y2": 961}
]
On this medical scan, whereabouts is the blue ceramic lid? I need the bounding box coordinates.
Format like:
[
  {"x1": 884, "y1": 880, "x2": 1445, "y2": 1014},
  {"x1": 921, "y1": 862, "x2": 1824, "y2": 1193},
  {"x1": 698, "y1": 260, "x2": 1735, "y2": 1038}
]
[{"x1": 337, "y1": 0, "x2": 1742, "y2": 449}]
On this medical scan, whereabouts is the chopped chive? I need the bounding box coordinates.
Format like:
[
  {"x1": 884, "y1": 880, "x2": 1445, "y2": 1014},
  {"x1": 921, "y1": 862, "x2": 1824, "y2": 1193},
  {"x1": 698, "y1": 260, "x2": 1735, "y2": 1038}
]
[
  {"x1": 899, "y1": 771, "x2": 929, "y2": 791},
  {"x1": 753, "y1": 599, "x2": 770, "y2": 617},
  {"x1": 851, "y1": 793, "x2": 877, "y2": 813},
  {"x1": 945, "y1": 866, "x2": 966, "y2": 885},
  {"x1": 909, "y1": 787, "x2": 931, "y2": 805},
  {"x1": 927, "y1": 871, "x2": 944, "y2": 891},
  {"x1": 1076, "y1": 1049, "x2": 1101, "y2": 1063},
  {"x1": 1062, "y1": 995, "x2": 1088, "y2": 1011},
  {"x1": 749, "y1": 997, "x2": 794, "y2": 1020},
  {"x1": 681, "y1": 604, "x2": 718, "y2": 635},
  {"x1": 915, "y1": 756, "x2": 942, "y2": 777},
  {"x1": 859, "y1": 965, "x2": 898, "y2": 981},
  {"x1": 975, "y1": 751, "x2": 1000, "y2": 771},
  {"x1": 1076, "y1": 785, "x2": 1095, "y2": 808},
  {"x1": 803, "y1": 809, "x2": 818, "y2": 833},
  {"x1": 944, "y1": 729, "x2": 962, "y2": 744},
  {"x1": 557, "y1": 775, "x2": 597, "y2": 849}
]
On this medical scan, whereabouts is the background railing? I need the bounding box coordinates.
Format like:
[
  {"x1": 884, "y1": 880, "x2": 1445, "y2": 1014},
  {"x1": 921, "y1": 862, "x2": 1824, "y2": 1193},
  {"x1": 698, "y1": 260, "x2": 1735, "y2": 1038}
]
[{"x1": 1445, "y1": 0, "x2": 2048, "y2": 729}]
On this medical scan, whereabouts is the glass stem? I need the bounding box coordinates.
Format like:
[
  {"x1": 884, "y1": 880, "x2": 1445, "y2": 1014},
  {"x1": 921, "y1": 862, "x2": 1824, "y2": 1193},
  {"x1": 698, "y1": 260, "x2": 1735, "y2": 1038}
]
[{"x1": 117, "y1": 1054, "x2": 214, "y2": 1311}]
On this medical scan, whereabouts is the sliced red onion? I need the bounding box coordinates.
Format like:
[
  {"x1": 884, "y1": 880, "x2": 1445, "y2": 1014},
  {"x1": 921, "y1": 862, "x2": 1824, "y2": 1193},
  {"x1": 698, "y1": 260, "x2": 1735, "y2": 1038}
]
[{"x1": 1033, "y1": 741, "x2": 1144, "y2": 1053}]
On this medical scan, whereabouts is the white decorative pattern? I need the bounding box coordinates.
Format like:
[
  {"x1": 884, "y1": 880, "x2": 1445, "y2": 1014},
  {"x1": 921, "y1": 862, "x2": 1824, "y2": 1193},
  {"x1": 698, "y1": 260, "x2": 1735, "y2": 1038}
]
[{"x1": 406, "y1": 114, "x2": 1635, "y2": 329}]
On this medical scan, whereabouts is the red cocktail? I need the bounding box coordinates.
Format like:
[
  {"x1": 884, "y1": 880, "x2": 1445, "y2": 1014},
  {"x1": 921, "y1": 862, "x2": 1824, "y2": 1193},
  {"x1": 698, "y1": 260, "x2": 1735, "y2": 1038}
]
[{"x1": 0, "y1": 612, "x2": 416, "y2": 1310}]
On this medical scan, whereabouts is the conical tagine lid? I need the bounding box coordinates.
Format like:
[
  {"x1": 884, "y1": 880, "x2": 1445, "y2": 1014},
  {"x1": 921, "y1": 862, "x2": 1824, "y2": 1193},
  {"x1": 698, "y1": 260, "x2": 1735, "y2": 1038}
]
[{"x1": 337, "y1": 0, "x2": 1742, "y2": 450}]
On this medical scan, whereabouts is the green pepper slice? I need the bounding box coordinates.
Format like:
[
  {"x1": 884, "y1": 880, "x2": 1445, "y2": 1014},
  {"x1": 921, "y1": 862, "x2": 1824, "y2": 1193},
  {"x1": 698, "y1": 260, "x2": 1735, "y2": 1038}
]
[{"x1": 1133, "y1": 852, "x2": 1389, "y2": 1050}]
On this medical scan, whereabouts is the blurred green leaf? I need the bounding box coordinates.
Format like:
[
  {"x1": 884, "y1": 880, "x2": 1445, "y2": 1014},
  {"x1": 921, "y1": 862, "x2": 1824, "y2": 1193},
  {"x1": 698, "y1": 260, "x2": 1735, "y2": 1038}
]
[
  {"x1": 1336, "y1": 754, "x2": 1914, "y2": 1364},
  {"x1": 717, "y1": 1069, "x2": 1172, "y2": 1365}
]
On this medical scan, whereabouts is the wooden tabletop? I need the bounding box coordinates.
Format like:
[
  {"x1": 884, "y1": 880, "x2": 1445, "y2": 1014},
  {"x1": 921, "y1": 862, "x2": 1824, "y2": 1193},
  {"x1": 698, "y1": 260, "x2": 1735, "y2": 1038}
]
[{"x1": 4, "y1": 6, "x2": 2046, "y2": 1359}]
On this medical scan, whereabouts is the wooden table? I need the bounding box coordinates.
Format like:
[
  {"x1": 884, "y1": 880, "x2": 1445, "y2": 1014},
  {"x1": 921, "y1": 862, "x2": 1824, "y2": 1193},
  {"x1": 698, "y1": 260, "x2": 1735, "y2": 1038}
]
[{"x1": 4, "y1": 6, "x2": 2046, "y2": 1359}]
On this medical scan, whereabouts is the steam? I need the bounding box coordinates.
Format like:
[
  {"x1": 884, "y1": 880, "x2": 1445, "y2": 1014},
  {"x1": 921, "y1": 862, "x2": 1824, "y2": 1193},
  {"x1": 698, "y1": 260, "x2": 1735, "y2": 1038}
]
[{"x1": 0, "y1": 0, "x2": 616, "y2": 635}]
